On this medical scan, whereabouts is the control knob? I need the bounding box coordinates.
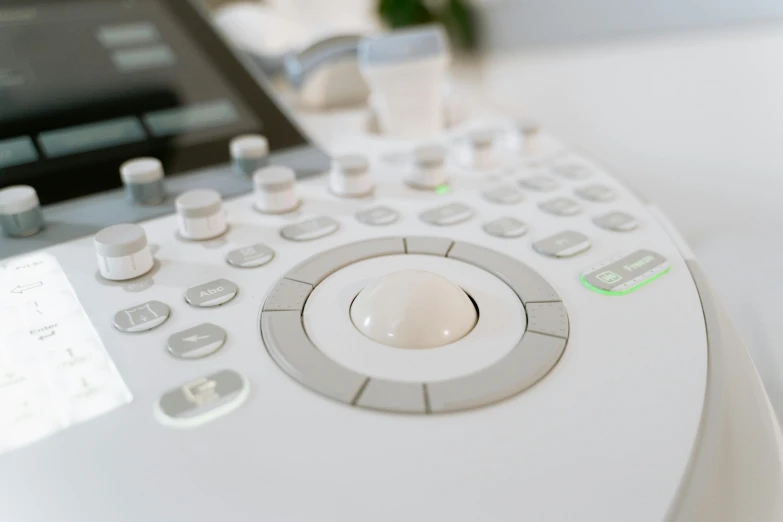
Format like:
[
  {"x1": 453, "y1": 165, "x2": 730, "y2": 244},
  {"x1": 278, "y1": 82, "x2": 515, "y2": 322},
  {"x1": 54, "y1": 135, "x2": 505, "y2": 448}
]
[
  {"x1": 0, "y1": 185, "x2": 44, "y2": 237},
  {"x1": 230, "y1": 134, "x2": 269, "y2": 176},
  {"x1": 175, "y1": 189, "x2": 228, "y2": 240},
  {"x1": 253, "y1": 166, "x2": 299, "y2": 213},
  {"x1": 407, "y1": 145, "x2": 447, "y2": 189},
  {"x1": 94, "y1": 223, "x2": 154, "y2": 281},
  {"x1": 120, "y1": 157, "x2": 165, "y2": 205},
  {"x1": 330, "y1": 155, "x2": 374, "y2": 197}
]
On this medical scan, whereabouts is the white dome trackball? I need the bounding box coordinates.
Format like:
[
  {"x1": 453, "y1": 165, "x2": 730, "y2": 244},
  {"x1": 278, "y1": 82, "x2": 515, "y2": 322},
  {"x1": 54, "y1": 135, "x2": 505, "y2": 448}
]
[{"x1": 350, "y1": 269, "x2": 478, "y2": 349}]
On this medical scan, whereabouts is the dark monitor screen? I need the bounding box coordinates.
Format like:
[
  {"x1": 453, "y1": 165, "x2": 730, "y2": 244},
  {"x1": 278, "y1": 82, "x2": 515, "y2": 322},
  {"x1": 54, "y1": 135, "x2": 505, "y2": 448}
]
[{"x1": 0, "y1": 0, "x2": 308, "y2": 204}]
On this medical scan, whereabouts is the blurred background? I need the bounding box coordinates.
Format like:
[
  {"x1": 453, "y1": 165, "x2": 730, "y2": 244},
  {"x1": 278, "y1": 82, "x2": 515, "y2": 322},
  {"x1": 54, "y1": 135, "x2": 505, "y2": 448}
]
[{"x1": 206, "y1": 0, "x2": 783, "y2": 415}]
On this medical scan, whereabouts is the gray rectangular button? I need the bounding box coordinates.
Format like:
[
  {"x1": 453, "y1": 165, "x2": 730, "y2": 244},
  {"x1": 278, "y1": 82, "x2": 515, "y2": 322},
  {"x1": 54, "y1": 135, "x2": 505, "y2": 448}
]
[
  {"x1": 112, "y1": 44, "x2": 176, "y2": 72},
  {"x1": 280, "y1": 216, "x2": 340, "y2": 242},
  {"x1": 167, "y1": 323, "x2": 227, "y2": 359},
  {"x1": 533, "y1": 231, "x2": 591, "y2": 258},
  {"x1": 518, "y1": 176, "x2": 558, "y2": 192},
  {"x1": 526, "y1": 302, "x2": 569, "y2": 338},
  {"x1": 143, "y1": 99, "x2": 239, "y2": 137},
  {"x1": 113, "y1": 300, "x2": 170, "y2": 333},
  {"x1": 226, "y1": 243, "x2": 275, "y2": 268},
  {"x1": 427, "y1": 332, "x2": 565, "y2": 413},
  {"x1": 582, "y1": 249, "x2": 670, "y2": 294},
  {"x1": 263, "y1": 279, "x2": 313, "y2": 311},
  {"x1": 356, "y1": 379, "x2": 426, "y2": 414},
  {"x1": 158, "y1": 369, "x2": 248, "y2": 427},
  {"x1": 185, "y1": 278, "x2": 238, "y2": 308},
  {"x1": 356, "y1": 206, "x2": 399, "y2": 226},
  {"x1": 0, "y1": 136, "x2": 38, "y2": 168},
  {"x1": 39, "y1": 117, "x2": 146, "y2": 157},
  {"x1": 552, "y1": 163, "x2": 593, "y2": 179},
  {"x1": 286, "y1": 237, "x2": 404, "y2": 286},
  {"x1": 538, "y1": 197, "x2": 582, "y2": 216},
  {"x1": 593, "y1": 211, "x2": 638, "y2": 232},
  {"x1": 448, "y1": 241, "x2": 560, "y2": 303},
  {"x1": 420, "y1": 203, "x2": 474, "y2": 226},
  {"x1": 97, "y1": 22, "x2": 160, "y2": 47},
  {"x1": 483, "y1": 217, "x2": 528, "y2": 238},
  {"x1": 405, "y1": 236, "x2": 453, "y2": 256},
  {"x1": 575, "y1": 184, "x2": 615, "y2": 202},
  {"x1": 262, "y1": 311, "x2": 366, "y2": 404}
]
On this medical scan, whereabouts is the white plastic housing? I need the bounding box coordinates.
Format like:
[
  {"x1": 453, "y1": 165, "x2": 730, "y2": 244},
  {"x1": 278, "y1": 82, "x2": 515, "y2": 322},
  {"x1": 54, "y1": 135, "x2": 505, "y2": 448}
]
[
  {"x1": 177, "y1": 212, "x2": 228, "y2": 241},
  {"x1": 95, "y1": 248, "x2": 154, "y2": 281}
]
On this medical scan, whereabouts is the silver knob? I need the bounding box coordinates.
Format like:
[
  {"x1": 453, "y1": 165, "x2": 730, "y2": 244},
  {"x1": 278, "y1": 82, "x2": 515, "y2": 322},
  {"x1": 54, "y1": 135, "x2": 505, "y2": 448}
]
[
  {"x1": 175, "y1": 189, "x2": 228, "y2": 240},
  {"x1": 94, "y1": 223, "x2": 154, "y2": 281},
  {"x1": 230, "y1": 134, "x2": 269, "y2": 176},
  {"x1": 407, "y1": 145, "x2": 447, "y2": 189},
  {"x1": 0, "y1": 185, "x2": 44, "y2": 237},
  {"x1": 253, "y1": 166, "x2": 299, "y2": 213},
  {"x1": 120, "y1": 157, "x2": 165, "y2": 205},
  {"x1": 330, "y1": 155, "x2": 374, "y2": 197}
]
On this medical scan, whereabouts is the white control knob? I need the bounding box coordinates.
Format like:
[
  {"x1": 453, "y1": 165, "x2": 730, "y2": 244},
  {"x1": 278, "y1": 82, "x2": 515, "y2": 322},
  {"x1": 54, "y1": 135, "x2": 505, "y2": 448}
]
[
  {"x1": 120, "y1": 157, "x2": 165, "y2": 205},
  {"x1": 94, "y1": 224, "x2": 154, "y2": 281},
  {"x1": 407, "y1": 145, "x2": 447, "y2": 189},
  {"x1": 351, "y1": 270, "x2": 477, "y2": 349},
  {"x1": 230, "y1": 134, "x2": 269, "y2": 176},
  {"x1": 468, "y1": 129, "x2": 498, "y2": 169},
  {"x1": 0, "y1": 185, "x2": 44, "y2": 237},
  {"x1": 253, "y1": 166, "x2": 299, "y2": 213},
  {"x1": 175, "y1": 189, "x2": 227, "y2": 240},
  {"x1": 330, "y1": 155, "x2": 373, "y2": 197}
]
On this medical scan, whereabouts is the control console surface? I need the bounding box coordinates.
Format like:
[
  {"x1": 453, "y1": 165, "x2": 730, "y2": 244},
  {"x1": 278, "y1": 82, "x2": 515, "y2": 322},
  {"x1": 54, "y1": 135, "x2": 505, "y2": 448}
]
[{"x1": 0, "y1": 115, "x2": 710, "y2": 522}]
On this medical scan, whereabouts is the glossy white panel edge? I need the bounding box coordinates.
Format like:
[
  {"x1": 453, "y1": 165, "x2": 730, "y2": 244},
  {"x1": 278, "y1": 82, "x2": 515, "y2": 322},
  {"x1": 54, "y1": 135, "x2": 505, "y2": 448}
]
[{"x1": 648, "y1": 205, "x2": 783, "y2": 521}]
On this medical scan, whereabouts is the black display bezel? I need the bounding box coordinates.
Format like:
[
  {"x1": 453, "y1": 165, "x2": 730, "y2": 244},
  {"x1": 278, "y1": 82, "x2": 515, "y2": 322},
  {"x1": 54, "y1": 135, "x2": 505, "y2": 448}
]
[{"x1": 0, "y1": 0, "x2": 309, "y2": 205}]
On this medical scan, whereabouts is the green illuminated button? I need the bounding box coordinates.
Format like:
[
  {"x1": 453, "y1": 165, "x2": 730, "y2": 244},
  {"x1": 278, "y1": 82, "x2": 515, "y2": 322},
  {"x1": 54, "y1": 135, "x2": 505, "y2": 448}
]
[{"x1": 582, "y1": 249, "x2": 670, "y2": 295}]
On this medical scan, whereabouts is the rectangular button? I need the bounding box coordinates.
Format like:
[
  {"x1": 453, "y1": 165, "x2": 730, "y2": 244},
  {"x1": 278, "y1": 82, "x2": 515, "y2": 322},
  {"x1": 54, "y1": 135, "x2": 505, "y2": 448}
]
[
  {"x1": 143, "y1": 99, "x2": 240, "y2": 137},
  {"x1": 112, "y1": 44, "x2": 176, "y2": 72},
  {"x1": 0, "y1": 136, "x2": 38, "y2": 168},
  {"x1": 582, "y1": 249, "x2": 670, "y2": 295},
  {"x1": 38, "y1": 118, "x2": 146, "y2": 157},
  {"x1": 96, "y1": 22, "x2": 160, "y2": 47}
]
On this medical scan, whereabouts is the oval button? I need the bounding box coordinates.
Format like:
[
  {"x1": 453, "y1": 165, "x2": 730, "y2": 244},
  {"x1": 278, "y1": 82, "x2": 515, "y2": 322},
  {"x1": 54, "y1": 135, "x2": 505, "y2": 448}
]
[{"x1": 184, "y1": 278, "x2": 238, "y2": 308}]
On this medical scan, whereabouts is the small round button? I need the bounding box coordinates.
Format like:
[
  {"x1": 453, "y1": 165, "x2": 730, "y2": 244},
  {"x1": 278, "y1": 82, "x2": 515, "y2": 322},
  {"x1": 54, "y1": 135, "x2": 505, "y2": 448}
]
[
  {"x1": 175, "y1": 189, "x2": 227, "y2": 240},
  {"x1": 330, "y1": 155, "x2": 373, "y2": 197},
  {"x1": 230, "y1": 134, "x2": 269, "y2": 176},
  {"x1": 253, "y1": 166, "x2": 299, "y2": 214},
  {"x1": 350, "y1": 269, "x2": 478, "y2": 349},
  {"x1": 94, "y1": 223, "x2": 154, "y2": 281},
  {"x1": 407, "y1": 145, "x2": 447, "y2": 189},
  {"x1": 0, "y1": 185, "x2": 44, "y2": 237},
  {"x1": 120, "y1": 157, "x2": 165, "y2": 206}
]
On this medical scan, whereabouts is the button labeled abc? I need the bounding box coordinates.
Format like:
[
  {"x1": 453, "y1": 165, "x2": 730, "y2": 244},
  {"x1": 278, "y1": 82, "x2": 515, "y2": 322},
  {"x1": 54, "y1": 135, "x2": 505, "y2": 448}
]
[{"x1": 184, "y1": 278, "x2": 238, "y2": 308}]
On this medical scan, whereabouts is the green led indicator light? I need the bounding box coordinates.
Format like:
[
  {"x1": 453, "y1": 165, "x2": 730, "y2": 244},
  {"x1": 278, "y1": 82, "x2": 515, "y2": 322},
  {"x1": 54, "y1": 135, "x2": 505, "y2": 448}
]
[
  {"x1": 581, "y1": 266, "x2": 671, "y2": 296},
  {"x1": 435, "y1": 185, "x2": 450, "y2": 195}
]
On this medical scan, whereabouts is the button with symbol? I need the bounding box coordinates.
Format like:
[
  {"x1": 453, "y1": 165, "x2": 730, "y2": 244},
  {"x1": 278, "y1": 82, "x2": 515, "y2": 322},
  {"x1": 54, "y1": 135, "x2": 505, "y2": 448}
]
[
  {"x1": 419, "y1": 203, "x2": 474, "y2": 226},
  {"x1": 593, "y1": 211, "x2": 639, "y2": 232},
  {"x1": 184, "y1": 278, "x2": 238, "y2": 308},
  {"x1": 280, "y1": 216, "x2": 340, "y2": 242},
  {"x1": 155, "y1": 369, "x2": 249, "y2": 428},
  {"x1": 167, "y1": 323, "x2": 227, "y2": 359},
  {"x1": 113, "y1": 300, "x2": 170, "y2": 333},
  {"x1": 533, "y1": 230, "x2": 592, "y2": 258},
  {"x1": 225, "y1": 243, "x2": 275, "y2": 268},
  {"x1": 356, "y1": 205, "x2": 399, "y2": 226},
  {"x1": 538, "y1": 197, "x2": 582, "y2": 216}
]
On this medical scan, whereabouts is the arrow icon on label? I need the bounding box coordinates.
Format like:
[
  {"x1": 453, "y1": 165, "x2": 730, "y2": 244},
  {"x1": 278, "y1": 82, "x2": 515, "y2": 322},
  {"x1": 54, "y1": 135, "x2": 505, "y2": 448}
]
[
  {"x1": 38, "y1": 331, "x2": 55, "y2": 341},
  {"x1": 182, "y1": 334, "x2": 210, "y2": 343},
  {"x1": 11, "y1": 282, "x2": 43, "y2": 294}
]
